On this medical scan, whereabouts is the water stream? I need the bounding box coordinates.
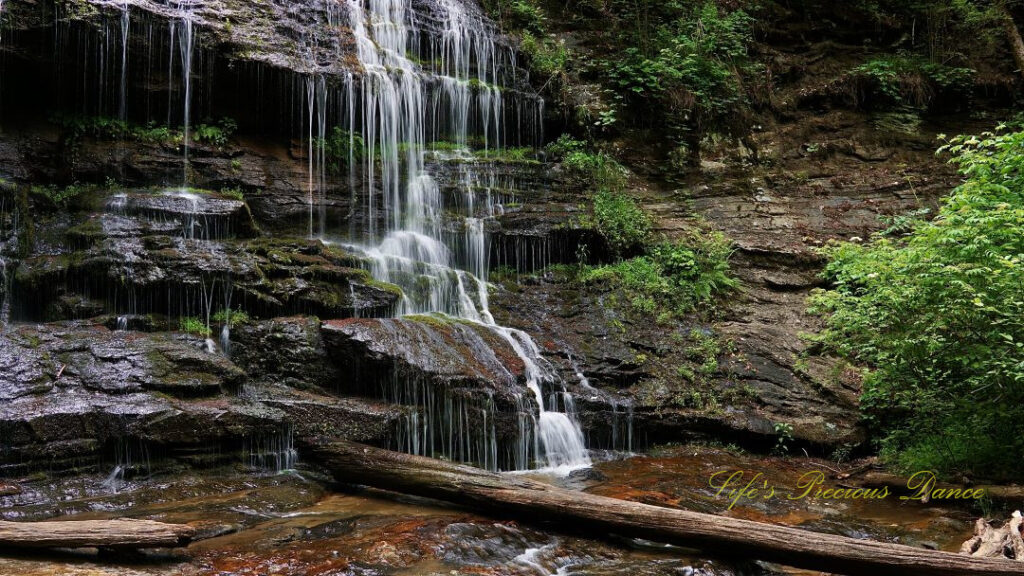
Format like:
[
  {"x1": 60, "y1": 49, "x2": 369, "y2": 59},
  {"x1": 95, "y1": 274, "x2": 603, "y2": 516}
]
[{"x1": 330, "y1": 0, "x2": 588, "y2": 473}]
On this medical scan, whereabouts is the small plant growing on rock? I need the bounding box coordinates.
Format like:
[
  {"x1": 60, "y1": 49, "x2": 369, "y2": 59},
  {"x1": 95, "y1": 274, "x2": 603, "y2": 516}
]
[
  {"x1": 212, "y1": 308, "x2": 251, "y2": 328},
  {"x1": 179, "y1": 316, "x2": 211, "y2": 338},
  {"x1": 773, "y1": 422, "x2": 794, "y2": 455}
]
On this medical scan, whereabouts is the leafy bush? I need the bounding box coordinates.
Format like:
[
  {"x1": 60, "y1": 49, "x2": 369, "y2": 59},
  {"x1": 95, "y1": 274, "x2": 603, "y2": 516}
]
[
  {"x1": 212, "y1": 308, "x2": 251, "y2": 328},
  {"x1": 191, "y1": 117, "x2": 238, "y2": 147},
  {"x1": 563, "y1": 150, "x2": 627, "y2": 190},
  {"x1": 317, "y1": 127, "x2": 366, "y2": 174},
  {"x1": 810, "y1": 126, "x2": 1024, "y2": 481},
  {"x1": 30, "y1": 182, "x2": 95, "y2": 207},
  {"x1": 593, "y1": 189, "x2": 651, "y2": 257},
  {"x1": 649, "y1": 232, "x2": 737, "y2": 305},
  {"x1": 50, "y1": 113, "x2": 209, "y2": 146},
  {"x1": 179, "y1": 316, "x2": 212, "y2": 338},
  {"x1": 545, "y1": 134, "x2": 586, "y2": 160},
  {"x1": 601, "y1": 2, "x2": 753, "y2": 162},
  {"x1": 481, "y1": 0, "x2": 545, "y2": 34},
  {"x1": 579, "y1": 230, "x2": 736, "y2": 316},
  {"x1": 218, "y1": 187, "x2": 245, "y2": 201},
  {"x1": 851, "y1": 55, "x2": 975, "y2": 108},
  {"x1": 519, "y1": 31, "x2": 569, "y2": 79}
]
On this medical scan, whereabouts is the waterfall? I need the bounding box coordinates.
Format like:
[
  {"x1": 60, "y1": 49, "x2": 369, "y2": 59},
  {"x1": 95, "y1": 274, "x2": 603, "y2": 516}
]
[{"x1": 338, "y1": 0, "x2": 588, "y2": 473}]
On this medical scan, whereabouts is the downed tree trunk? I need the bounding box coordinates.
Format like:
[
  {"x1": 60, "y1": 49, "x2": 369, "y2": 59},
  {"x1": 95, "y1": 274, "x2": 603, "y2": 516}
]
[
  {"x1": 0, "y1": 519, "x2": 195, "y2": 549},
  {"x1": 300, "y1": 438, "x2": 1024, "y2": 576},
  {"x1": 961, "y1": 511, "x2": 1024, "y2": 561}
]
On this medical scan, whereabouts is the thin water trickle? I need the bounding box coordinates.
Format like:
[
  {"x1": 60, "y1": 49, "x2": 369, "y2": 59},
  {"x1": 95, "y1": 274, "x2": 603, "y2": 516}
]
[
  {"x1": 175, "y1": 2, "x2": 195, "y2": 183},
  {"x1": 119, "y1": 0, "x2": 129, "y2": 121}
]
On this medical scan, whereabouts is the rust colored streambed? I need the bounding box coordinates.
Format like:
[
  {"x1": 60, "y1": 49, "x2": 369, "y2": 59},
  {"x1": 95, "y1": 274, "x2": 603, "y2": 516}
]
[{"x1": 0, "y1": 447, "x2": 980, "y2": 575}]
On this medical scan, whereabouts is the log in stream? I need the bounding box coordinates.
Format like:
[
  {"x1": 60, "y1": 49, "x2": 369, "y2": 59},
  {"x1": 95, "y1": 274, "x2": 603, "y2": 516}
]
[
  {"x1": 0, "y1": 519, "x2": 194, "y2": 549},
  {"x1": 301, "y1": 437, "x2": 1024, "y2": 576}
]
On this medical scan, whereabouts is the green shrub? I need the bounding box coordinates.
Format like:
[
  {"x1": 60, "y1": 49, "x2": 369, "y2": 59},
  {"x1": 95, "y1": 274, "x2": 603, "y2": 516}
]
[
  {"x1": 481, "y1": 0, "x2": 545, "y2": 33},
  {"x1": 30, "y1": 182, "x2": 95, "y2": 207},
  {"x1": 563, "y1": 150, "x2": 626, "y2": 189},
  {"x1": 317, "y1": 127, "x2": 366, "y2": 174},
  {"x1": 852, "y1": 55, "x2": 975, "y2": 107},
  {"x1": 179, "y1": 316, "x2": 212, "y2": 337},
  {"x1": 191, "y1": 117, "x2": 237, "y2": 147},
  {"x1": 810, "y1": 126, "x2": 1024, "y2": 481},
  {"x1": 519, "y1": 31, "x2": 568, "y2": 78},
  {"x1": 593, "y1": 189, "x2": 651, "y2": 256},
  {"x1": 649, "y1": 232, "x2": 737, "y2": 305},
  {"x1": 579, "y1": 230, "x2": 735, "y2": 317},
  {"x1": 212, "y1": 308, "x2": 251, "y2": 328},
  {"x1": 601, "y1": 2, "x2": 753, "y2": 162},
  {"x1": 545, "y1": 134, "x2": 586, "y2": 160},
  {"x1": 218, "y1": 187, "x2": 245, "y2": 201}
]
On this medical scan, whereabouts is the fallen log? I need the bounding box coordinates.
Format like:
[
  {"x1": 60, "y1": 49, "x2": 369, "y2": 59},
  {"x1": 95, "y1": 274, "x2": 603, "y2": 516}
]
[
  {"x1": 0, "y1": 519, "x2": 195, "y2": 549},
  {"x1": 300, "y1": 438, "x2": 1024, "y2": 576}
]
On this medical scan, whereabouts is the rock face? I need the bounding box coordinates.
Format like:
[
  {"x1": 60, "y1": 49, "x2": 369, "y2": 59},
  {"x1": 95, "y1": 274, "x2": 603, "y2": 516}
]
[
  {"x1": 10, "y1": 189, "x2": 400, "y2": 322},
  {"x1": 323, "y1": 317, "x2": 526, "y2": 401},
  {"x1": 322, "y1": 317, "x2": 536, "y2": 470},
  {"x1": 0, "y1": 320, "x2": 402, "y2": 475}
]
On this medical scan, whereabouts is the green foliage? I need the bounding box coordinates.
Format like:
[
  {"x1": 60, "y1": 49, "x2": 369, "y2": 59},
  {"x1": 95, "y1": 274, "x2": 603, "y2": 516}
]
[
  {"x1": 563, "y1": 149, "x2": 627, "y2": 190},
  {"x1": 773, "y1": 422, "x2": 794, "y2": 455},
  {"x1": 544, "y1": 134, "x2": 586, "y2": 160},
  {"x1": 851, "y1": 55, "x2": 975, "y2": 108},
  {"x1": 482, "y1": 0, "x2": 546, "y2": 33},
  {"x1": 593, "y1": 189, "x2": 651, "y2": 257},
  {"x1": 29, "y1": 182, "x2": 96, "y2": 207},
  {"x1": 810, "y1": 125, "x2": 1024, "y2": 481},
  {"x1": 316, "y1": 127, "x2": 366, "y2": 174},
  {"x1": 601, "y1": 2, "x2": 753, "y2": 149},
  {"x1": 519, "y1": 31, "x2": 569, "y2": 79},
  {"x1": 191, "y1": 117, "x2": 238, "y2": 147},
  {"x1": 49, "y1": 113, "x2": 238, "y2": 146},
  {"x1": 854, "y1": 0, "x2": 1005, "y2": 62},
  {"x1": 579, "y1": 230, "x2": 736, "y2": 316},
  {"x1": 212, "y1": 308, "x2": 251, "y2": 328},
  {"x1": 649, "y1": 233, "x2": 737, "y2": 304},
  {"x1": 218, "y1": 187, "x2": 245, "y2": 201},
  {"x1": 179, "y1": 316, "x2": 212, "y2": 337},
  {"x1": 478, "y1": 146, "x2": 538, "y2": 163}
]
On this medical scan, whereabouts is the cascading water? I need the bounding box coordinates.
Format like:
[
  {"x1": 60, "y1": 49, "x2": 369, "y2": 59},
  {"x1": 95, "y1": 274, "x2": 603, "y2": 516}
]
[{"x1": 333, "y1": 0, "x2": 588, "y2": 472}]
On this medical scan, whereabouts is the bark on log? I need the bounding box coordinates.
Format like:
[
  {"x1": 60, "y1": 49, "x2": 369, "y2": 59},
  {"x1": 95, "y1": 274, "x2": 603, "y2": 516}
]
[
  {"x1": 300, "y1": 438, "x2": 1024, "y2": 576},
  {"x1": 0, "y1": 519, "x2": 195, "y2": 549}
]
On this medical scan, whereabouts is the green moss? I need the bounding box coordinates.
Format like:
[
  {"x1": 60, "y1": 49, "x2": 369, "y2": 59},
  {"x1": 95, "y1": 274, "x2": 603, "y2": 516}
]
[{"x1": 363, "y1": 276, "x2": 405, "y2": 299}]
